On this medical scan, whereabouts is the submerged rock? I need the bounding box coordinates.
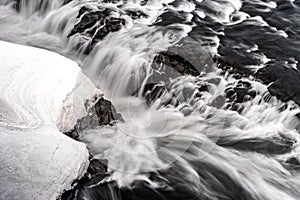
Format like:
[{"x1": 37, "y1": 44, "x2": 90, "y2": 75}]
[
  {"x1": 217, "y1": 135, "x2": 295, "y2": 155},
  {"x1": 153, "y1": 52, "x2": 200, "y2": 77},
  {"x1": 152, "y1": 36, "x2": 214, "y2": 79}
]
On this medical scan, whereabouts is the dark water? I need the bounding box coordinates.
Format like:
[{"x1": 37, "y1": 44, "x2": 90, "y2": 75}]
[{"x1": 1, "y1": 0, "x2": 300, "y2": 200}]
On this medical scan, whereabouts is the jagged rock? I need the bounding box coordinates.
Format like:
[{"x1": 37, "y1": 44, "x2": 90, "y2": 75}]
[
  {"x1": 68, "y1": 7, "x2": 125, "y2": 52},
  {"x1": 125, "y1": 9, "x2": 148, "y2": 19},
  {"x1": 224, "y1": 80, "x2": 256, "y2": 112},
  {"x1": 68, "y1": 8, "x2": 112, "y2": 37},
  {"x1": 65, "y1": 97, "x2": 123, "y2": 140},
  {"x1": 92, "y1": 17, "x2": 126, "y2": 43},
  {"x1": 61, "y1": 97, "x2": 124, "y2": 198},
  {"x1": 225, "y1": 80, "x2": 256, "y2": 104},
  {"x1": 95, "y1": 98, "x2": 123, "y2": 125}
]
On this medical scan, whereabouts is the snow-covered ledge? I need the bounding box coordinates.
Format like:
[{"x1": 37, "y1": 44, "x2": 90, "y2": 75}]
[{"x1": 0, "y1": 41, "x2": 95, "y2": 199}]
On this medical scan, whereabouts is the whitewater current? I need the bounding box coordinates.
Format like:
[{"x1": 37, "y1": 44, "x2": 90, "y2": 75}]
[{"x1": 1, "y1": 0, "x2": 300, "y2": 200}]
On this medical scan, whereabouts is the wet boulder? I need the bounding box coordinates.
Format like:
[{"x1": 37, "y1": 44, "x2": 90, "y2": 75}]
[
  {"x1": 125, "y1": 9, "x2": 148, "y2": 19},
  {"x1": 153, "y1": 52, "x2": 200, "y2": 77},
  {"x1": 154, "y1": 10, "x2": 190, "y2": 26},
  {"x1": 92, "y1": 17, "x2": 126, "y2": 43},
  {"x1": 255, "y1": 61, "x2": 300, "y2": 105},
  {"x1": 225, "y1": 80, "x2": 256, "y2": 104},
  {"x1": 65, "y1": 97, "x2": 123, "y2": 140},
  {"x1": 285, "y1": 156, "x2": 300, "y2": 171},
  {"x1": 152, "y1": 36, "x2": 214, "y2": 80},
  {"x1": 224, "y1": 80, "x2": 257, "y2": 112},
  {"x1": 95, "y1": 98, "x2": 123, "y2": 125},
  {"x1": 68, "y1": 7, "x2": 125, "y2": 52},
  {"x1": 68, "y1": 8, "x2": 112, "y2": 37}
]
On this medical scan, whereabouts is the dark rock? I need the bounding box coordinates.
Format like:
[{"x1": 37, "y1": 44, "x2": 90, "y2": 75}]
[
  {"x1": 125, "y1": 9, "x2": 148, "y2": 20},
  {"x1": 136, "y1": 37, "x2": 213, "y2": 106},
  {"x1": 92, "y1": 17, "x2": 126, "y2": 43},
  {"x1": 198, "y1": 83, "x2": 209, "y2": 92},
  {"x1": 153, "y1": 52, "x2": 200, "y2": 77},
  {"x1": 151, "y1": 36, "x2": 213, "y2": 80},
  {"x1": 68, "y1": 9, "x2": 112, "y2": 37},
  {"x1": 255, "y1": 62, "x2": 300, "y2": 105},
  {"x1": 12, "y1": 0, "x2": 20, "y2": 11},
  {"x1": 95, "y1": 98, "x2": 123, "y2": 125},
  {"x1": 68, "y1": 7, "x2": 125, "y2": 52},
  {"x1": 225, "y1": 80, "x2": 256, "y2": 104},
  {"x1": 214, "y1": 1, "x2": 300, "y2": 107},
  {"x1": 255, "y1": 64, "x2": 278, "y2": 85},
  {"x1": 60, "y1": 159, "x2": 109, "y2": 200},
  {"x1": 154, "y1": 10, "x2": 189, "y2": 26},
  {"x1": 62, "y1": 97, "x2": 123, "y2": 199},
  {"x1": 217, "y1": 57, "x2": 300, "y2": 107},
  {"x1": 216, "y1": 57, "x2": 253, "y2": 77},
  {"x1": 88, "y1": 159, "x2": 108, "y2": 176},
  {"x1": 64, "y1": 97, "x2": 123, "y2": 140},
  {"x1": 77, "y1": 6, "x2": 92, "y2": 18},
  {"x1": 286, "y1": 156, "x2": 300, "y2": 165},
  {"x1": 66, "y1": 114, "x2": 100, "y2": 140},
  {"x1": 140, "y1": 0, "x2": 149, "y2": 6},
  {"x1": 102, "y1": 0, "x2": 121, "y2": 3},
  {"x1": 283, "y1": 156, "x2": 300, "y2": 171},
  {"x1": 223, "y1": 80, "x2": 257, "y2": 112},
  {"x1": 153, "y1": 36, "x2": 214, "y2": 78},
  {"x1": 63, "y1": 0, "x2": 73, "y2": 5}
]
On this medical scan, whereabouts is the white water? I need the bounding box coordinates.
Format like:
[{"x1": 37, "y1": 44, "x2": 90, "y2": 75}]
[{"x1": 1, "y1": 0, "x2": 300, "y2": 199}]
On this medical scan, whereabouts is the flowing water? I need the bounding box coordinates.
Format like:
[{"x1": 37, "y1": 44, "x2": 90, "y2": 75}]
[{"x1": 1, "y1": 0, "x2": 300, "y2": 199}]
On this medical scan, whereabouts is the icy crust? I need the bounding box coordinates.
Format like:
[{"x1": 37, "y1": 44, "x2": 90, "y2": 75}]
[{"x1": 0, "y1": 41, "x2": 92, "y2": 200}]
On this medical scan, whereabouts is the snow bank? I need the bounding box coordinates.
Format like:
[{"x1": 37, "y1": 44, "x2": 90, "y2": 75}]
[{"x1": 0, "y1": 41, "x2": 95, "y2": 199}]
